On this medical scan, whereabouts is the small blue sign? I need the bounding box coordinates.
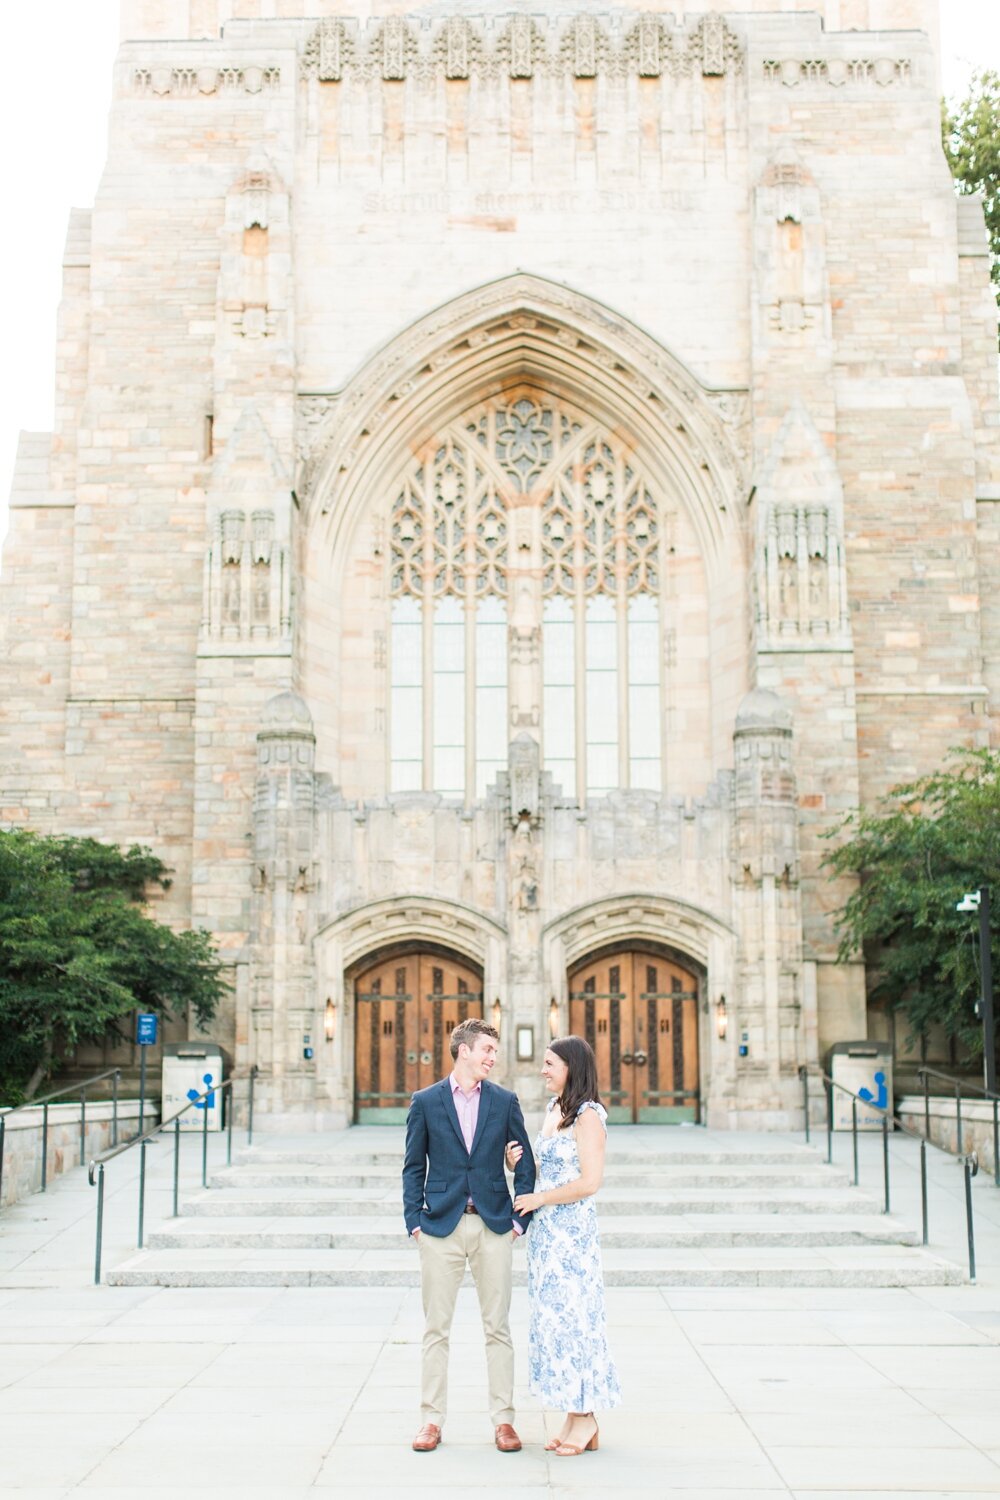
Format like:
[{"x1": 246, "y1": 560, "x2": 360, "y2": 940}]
[
  {"x1": 187, "y1": 1073, "x2": 215, "y2": 1109},
  {"x1": 136, "y1": 1013, "x2": 158, "y2": 1046},
  {"x1": 858, "y1": 1070, "x2": 888, "y2": 1110}
]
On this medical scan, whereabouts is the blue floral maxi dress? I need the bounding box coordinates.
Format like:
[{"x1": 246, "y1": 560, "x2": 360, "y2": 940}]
[{"x1": 527, "y1": 1099, "x2": 622, "y2": 1411}]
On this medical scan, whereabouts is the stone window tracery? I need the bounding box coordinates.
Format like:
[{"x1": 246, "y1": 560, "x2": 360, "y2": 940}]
[{"x1": 387, "y1": 393, "x2": 663, "y2": 802}]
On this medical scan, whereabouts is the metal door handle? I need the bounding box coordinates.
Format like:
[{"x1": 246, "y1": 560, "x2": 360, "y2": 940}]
[
  {"x1": 622, "y1": 1052, "x2": 634, "y2": 1065},
  {"x1": 420, "y1": 1052, "x2": 432, "y2": 1065},
  {"x1": 634, "y1": 1051, "x2": 648, "y2": 1066}
]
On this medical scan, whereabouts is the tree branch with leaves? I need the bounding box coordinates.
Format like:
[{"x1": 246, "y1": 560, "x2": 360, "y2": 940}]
[
  {"x1": 942, "y1": 70, "x2": 1000, "y2": 341},
  {"x1": 823, "y1": 749, "x2": 1000, "y2": 1063},
  {"x1": 0, "y1": 831, "x2": 226, "y2": 1103}
]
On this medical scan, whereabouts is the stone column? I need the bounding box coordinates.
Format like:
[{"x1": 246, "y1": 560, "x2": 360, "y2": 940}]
[
  {"x1": 731, "y1": 689, "x2": 811, "y2": 1125},
  {"x1": 250, "y1": 691, "x2": 320, "y2": 1125}
]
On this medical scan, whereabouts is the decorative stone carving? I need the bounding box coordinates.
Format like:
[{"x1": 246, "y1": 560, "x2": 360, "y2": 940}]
[
  {"x1": 632, "y1": 14, "x2": 661, "y2": 77},
  {"x1": 509, "y1": 732, "x2": 541, "y2": 825},
  {"x1": 763, "y1": 56, "x2": 911, "y2": 87},
  {"x1": 241, "y1": 169, "x2": 270, "y2": 231},
  {"x1": 254, "y1": 692, "x2": 317, "y2": 893},
  {"x1": 379, "y1": 16, "x2": 410, "y2": 81},
  {"x1": 502, "y1": 15, "x2": 542, "y2": 79},
  {"x1": 567, "y1": 14, "x2": 601, "y2": 78},
  {"x1": 296, "y1": 12, "x2": 743, "y2": 86},
  {"x1": 300, "y1": 18, "x2": 350, "y2": 81},
  {"x1": 203, "y1": 508, "x2": 291, "y2": 643},
  {"x1": 389, "y1": 424, "x2": 509, "y2": 599},
  {"x1": 755, "y1": 146, "x2": 828, "y2": 342},
  {"x1": 295, "y1": 275, "x2": 748, "y2": 538},
  {"x1": 443, "y1": 17, "x2": 472, "y2": 80},
  {"x1": 753, "y1": 406, "x2": 850, "y2": 650},
  {"x1": 700, "y1": 13, "x2": 726, "y2": 76},
  {"x1": 295, "y1": 396, "x2": 336, "y2": 467},
  {"x1": 134, "y1": 65, "x2": 280, "y2": 96}
]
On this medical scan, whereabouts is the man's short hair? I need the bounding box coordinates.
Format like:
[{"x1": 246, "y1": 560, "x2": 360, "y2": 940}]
[{"x1": 449, "y1": 1017, "x2": 500, "y2": 1060}]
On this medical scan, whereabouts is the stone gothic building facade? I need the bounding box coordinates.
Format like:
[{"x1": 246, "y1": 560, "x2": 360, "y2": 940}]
[{"x1": 2, "y1": 1, "x2": 998, "y2": 1127}]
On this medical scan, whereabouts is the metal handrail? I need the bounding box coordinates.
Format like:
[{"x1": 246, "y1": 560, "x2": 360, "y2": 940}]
[
  {"x1": 798, "y1": 1064, "x2": 980, "y2": 1281},
  {"x1": 0, "y1": 1067, "x2": 123, "y2": 1210},
  {"x1": 917, "y1": 1066, "x2": 1000, "y2": 1184},
  {"x1": 87, "y1": 1065, "x2": 258, "y2": 1285}
]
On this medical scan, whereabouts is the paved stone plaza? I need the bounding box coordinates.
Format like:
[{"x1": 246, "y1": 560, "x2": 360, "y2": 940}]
[{"x1": 3, "y1": 1126, "x2": 1000, "y2": 1496}]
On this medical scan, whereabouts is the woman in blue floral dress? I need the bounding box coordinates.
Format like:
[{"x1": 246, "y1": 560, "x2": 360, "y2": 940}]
[{"x1": 508, "y1": 1035, "x2": 621, "y2": 1456}]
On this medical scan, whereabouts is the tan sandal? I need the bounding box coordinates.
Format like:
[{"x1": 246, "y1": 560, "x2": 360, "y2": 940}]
[{"x1": 553, "y1": 1421, "x2": 599, "y2": 1456}]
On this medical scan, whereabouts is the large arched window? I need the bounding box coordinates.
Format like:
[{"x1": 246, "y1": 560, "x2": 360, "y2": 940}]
[{"x1": 388, "y1": 391, "x2": 662, "y2": 802}]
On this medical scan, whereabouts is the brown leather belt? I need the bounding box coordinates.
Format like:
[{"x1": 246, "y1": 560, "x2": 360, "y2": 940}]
[{"x1": 463, "y1": 1204, "x2": 479, "y2": 1215}]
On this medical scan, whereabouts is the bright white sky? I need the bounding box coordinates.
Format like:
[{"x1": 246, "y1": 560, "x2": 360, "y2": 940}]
[{"x1": 0, "y1": 1, "x2": 998, "y2": 555}]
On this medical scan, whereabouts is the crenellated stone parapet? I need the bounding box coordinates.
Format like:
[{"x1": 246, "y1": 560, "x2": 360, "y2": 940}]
[{"x1": 298, "y1": 12, "x2": 744, "y2": 84}]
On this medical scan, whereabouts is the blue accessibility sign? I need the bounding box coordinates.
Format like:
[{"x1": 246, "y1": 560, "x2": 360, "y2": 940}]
[
  {"x1": 187, "y1": 1072, "x2": 216, "y2": 1109},
  {"x1": 136, "y1": 1013, "x2": 158, "y2": 1046}
]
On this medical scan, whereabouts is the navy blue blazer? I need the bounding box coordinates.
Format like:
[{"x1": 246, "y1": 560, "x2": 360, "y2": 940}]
[{"x1": 402, "y1": 1077, "x2": 536, "y2": 1238}]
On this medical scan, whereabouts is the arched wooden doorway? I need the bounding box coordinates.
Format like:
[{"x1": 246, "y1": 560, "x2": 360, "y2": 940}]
[
  {"x1": 353, "y1": 949, "x2": 484, "y2": 1123},
  {"x1": 568, "y1": 949, "x2": 700, "y2": 1123}
]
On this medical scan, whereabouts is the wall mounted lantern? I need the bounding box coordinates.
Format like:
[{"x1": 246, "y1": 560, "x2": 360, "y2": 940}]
[
  {"x1": 549, "y1": 997, "x2": 560, "y2": 1039},
  {"x1": 715, "y1": 995, "x2": 728, "y2": 1041},
  {"x1": 324, "y1": 998, "x2": 336, "y2": 1044},
  {"x1": 492, "y1": 998, "x2": 502, "y2": 1035}
]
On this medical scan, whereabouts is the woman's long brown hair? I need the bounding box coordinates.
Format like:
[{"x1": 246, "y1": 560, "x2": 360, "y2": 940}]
[{"x1": 549, "y1": 1034, "x2": 601, "y2": 1130}]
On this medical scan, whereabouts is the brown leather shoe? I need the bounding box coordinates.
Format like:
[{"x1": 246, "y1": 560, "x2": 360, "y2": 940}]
[
  {"x1": 494, "y1": 1422, "x2": 522, "y2": 1452},
  {"x1": 412, "y1": 1423, "x2": 442, "y2": 1452}
]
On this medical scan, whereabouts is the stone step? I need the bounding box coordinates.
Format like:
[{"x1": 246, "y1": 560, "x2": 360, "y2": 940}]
[
  {"x1": 148, "y1": 1215, "x2": 920, "y2": 1251},
  {"x1": 208, "y1": 1165, "x2": 850, "y2": 1191},
  {"x1": 180, "y1": 1187, "x2": 885, "y2": 1217},
  {"x1": 106, "y1": 1243, "x2": 963, "y2": 1289},
  {"x1": 234, "y1": 1146, "x2": 825, "y2": 1169}
]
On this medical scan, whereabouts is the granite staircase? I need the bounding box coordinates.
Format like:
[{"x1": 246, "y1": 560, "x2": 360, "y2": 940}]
[{"x1": 105, "y1": 1127, "x2": 963, "y2": 1288}]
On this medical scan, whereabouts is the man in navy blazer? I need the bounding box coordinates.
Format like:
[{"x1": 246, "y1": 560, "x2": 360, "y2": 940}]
[{"x1": 403, "y1": 1017, "x2": 535, "y2": 1453}]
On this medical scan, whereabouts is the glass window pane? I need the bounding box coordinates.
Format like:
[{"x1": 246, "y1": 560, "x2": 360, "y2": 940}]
[
  {"x1": 476, "y1": 601, "x2": 508, "y2": 799},
  {"x1": 544, "y1": 598, "x2": 576, "y2": 790},
  {"x1": 587, "y1": 743, "x2": 618, "y2": 794},
  {"x1": 391, "y1": 686, "x2": 422, "y2": 761},
  {"x1": 435, "y1": 673, "x2": 464, "y2": 739},
  {"x1": 586, "y1": 599, "x2": 616, "y2": 669},
  {"x1": 629, "y1": 684, "x2": 659, "y2": 757},
  {"x1": 477, "y1": 621, "x2": 507, "y2": 687},
  {"x1": 630, "y1": 758, "x2": 661, "y2": 792},
  {"x1": 544, "y1": 685, "x2": 575, "y2": 759},
  {"x1": 628, "y1": 622, "x2": 658, "y2": 686},
  {"x1": 586, "y1": 672, "x2": 618, "y2": 741},
  {"x1": 433, "y1": 747, "x2": 464, "y2": 797},
  {"x1": 391, "y1": 597, "x2": 422, "y2": 688},
  {"x1": 478, "y1": 596, "x2": 506, "y2": 625},
  {"x1": 627, "y1": 597, "x2": 660, "y2": 790},
  {"x1": 433, "y1": 601, "x2": 465, "y2": 794},
  {"x1": 585, "y1": 597, "x2": 618, "y2": 796},
  {"x1": 477, "y1": 684, "x2": 506, "y2": 745}
]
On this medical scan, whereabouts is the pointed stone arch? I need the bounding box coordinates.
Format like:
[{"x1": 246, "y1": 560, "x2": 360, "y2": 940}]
[
  {"x1": 543, "y1": 890, "x2": 735, "y2": 977},
  {"x1": 297, "y1": 273, "x2": 749, "y2": 577}
]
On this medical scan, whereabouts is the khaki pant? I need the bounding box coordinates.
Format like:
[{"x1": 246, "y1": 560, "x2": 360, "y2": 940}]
[{"x1": 418, "y1": 1213, "x2": 514, "y2": 1427}]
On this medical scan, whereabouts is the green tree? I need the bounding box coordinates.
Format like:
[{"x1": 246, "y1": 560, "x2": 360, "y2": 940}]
[
  {"x1": 942, "y1": 71, "x2": 1000, "y2": 329},
  {"x1": 823, "y1": 749, "x2": 1000, "y2": 1062},
  {"x1": 0, "y1": 830, "x2": 226, "y2": 1102}
]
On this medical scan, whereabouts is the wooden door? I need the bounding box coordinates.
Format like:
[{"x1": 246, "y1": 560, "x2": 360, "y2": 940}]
[
  {"x1": 354, "y1": 951, "x2": 483, "y2": 1122},
  {"x1": 568, "y1": 951, "x2": 700, "y2": 1123}
]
